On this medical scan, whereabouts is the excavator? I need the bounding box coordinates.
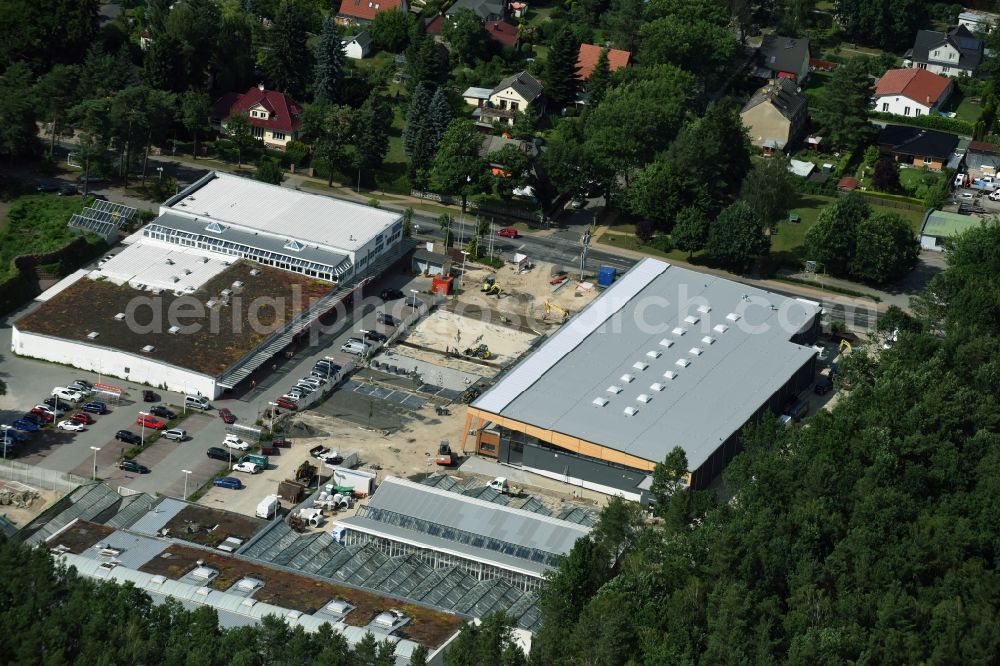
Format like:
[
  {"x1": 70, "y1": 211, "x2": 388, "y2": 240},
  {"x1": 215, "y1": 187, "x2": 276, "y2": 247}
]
[
  {"x1": 542, "y1": 301, "x2": 568, "y2": 323},
  {"x1": 481, "y1": 275, "x2": 503, "y2": 296},
  {"x1": 463, "y1": 343, "x2": 492, "y2": 359}
]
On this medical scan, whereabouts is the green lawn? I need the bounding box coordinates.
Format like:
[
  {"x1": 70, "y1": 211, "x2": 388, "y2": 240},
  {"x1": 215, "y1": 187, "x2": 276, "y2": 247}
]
[{"x1": 940, "y1": 90, "x2": 985, "y2": 124}]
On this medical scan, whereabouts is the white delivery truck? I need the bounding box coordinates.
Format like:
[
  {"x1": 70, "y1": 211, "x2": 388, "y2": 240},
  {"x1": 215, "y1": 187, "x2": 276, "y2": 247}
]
[{"x1": 256, "y1": 494, "x2": 280, "y2": 519}]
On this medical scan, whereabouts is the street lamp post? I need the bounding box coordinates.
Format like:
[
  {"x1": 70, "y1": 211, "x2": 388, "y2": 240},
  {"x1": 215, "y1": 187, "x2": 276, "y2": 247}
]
[
  {"x1": 156, "y1": 166, "x2": 163, "y2": 182},
  {"x1": 89, "y1": 446, "x2": 101, "y2": 480},
  {"x1": 410, "y1": 289, "x2": 419, "y2": 315},
  {"x1": 138, "y1": 411, "x2": 147, "y2": 444},
  {"x1": 460, "y1": 250, "x2": 469, "y2": 287},
  {"x1": 181, "y1": 469, "x2": 192, "y2": 499}
]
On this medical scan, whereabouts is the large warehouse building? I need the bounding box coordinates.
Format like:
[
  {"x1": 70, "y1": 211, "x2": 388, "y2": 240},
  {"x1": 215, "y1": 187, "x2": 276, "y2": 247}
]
[
  {"x1": 461, "y1": 259, "x2": 821, "y2": 497},
  {"x1": 12, "y1": 172, "x2": 406, "y2": 397}
]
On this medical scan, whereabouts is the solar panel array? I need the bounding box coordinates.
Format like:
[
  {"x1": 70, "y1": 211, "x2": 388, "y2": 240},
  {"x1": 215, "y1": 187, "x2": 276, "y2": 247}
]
[
  {"x1": 91, "y1": 199, "x2": 138, "y2": 223},
  {"x1": 241, "y1": 521, "x2": 542, "y2": 630},
  {"x1": 68, "y1": 213, "x2": 117, "y2": 239}
]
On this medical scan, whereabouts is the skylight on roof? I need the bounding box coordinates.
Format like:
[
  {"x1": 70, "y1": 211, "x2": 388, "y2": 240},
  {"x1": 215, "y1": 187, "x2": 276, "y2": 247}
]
[
  {"x1": 672, "y1": 327, "x2": 686, "y2": 336},
  {"x1": 592, "y1": 397, "x2": 609, "y2": 407},
  {"x1": 684, "y1": 315, "x2": 700, "y2": 324},
  {"x1": 663, "y1": 370, "x2": 677, "y2": 380},
  {"x1": 623, "y1": 406, "x2": 638, "y2": 417},
  {"x1": 650, "y1": 382, "x2": 665, "y2": 392},
  {"x1": 205, "y1": 222, "x2": 226, "y2": 233},
  {"x1": 697, "y1": 305, "x2": 711, "y2": 314},
  {"x1": 702, "y1": 336, "x2": 715, "y2": 345},
  {"x1": 689, "y1": 347, "x2": 703, "y2": 356},
  {"x1": 284, "y1": 239, "x2": 304, "y2": 251},
  {"x1": 676, "y1": 358, "x2": 690, "y2": 367},
  {"x1": 726, "y1": 312, "x2": 741, "y2": 322},
  {"x1": 632, "y1": 361, "x2": 649, "y2": 371},
  {"x1": 659, "y1": 338, "x2": 674, "y2": 348},
  {"x1": 637, "y1": 394, "x2": 651, "y2": 404},
  {"x1": 714, "y1": 324, "x2": 729, "y2": 334},
  {"x1": 620, "y1": 373, "x2": 634, "y2": 383},
  {"x1": 646, "y1": 350, "x2": 661, "y2": 359},
  {"x1": 607, "y1": 385, "x2": 623, "y2": 394}
]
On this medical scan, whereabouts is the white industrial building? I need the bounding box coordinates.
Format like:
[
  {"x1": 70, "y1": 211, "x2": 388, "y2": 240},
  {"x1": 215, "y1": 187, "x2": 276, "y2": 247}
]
[{"x1": 12, "y1": 173, "x2": 408, "y2": 397}]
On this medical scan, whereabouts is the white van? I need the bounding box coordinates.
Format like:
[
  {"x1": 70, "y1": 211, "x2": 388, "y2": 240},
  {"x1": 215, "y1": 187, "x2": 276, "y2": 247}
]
[
  {"x1": 340, "y1": 339, "x2": 370, "y2": 356},
  {"x1": 256, "y1": 495, "x2": 280, "y2": 519},
  {"x1": 185, "y1": 395, "x2": 211, "y2": 410}
]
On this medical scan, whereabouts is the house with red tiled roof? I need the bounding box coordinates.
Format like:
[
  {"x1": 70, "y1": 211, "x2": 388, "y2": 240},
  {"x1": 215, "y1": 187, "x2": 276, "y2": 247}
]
[
  {"x1": 576, "y1": 43, "x2": 630, "y2": 80},
  {"x1": 874, "y1": 68, "x2": 954, "y2": 117},
  {"x1": 484, "y1": 20, "x2": 518, "y2": 47},
  {"x1": 212, "y1": 84, "x2": 302, "y2": 150},
  {"x1": 336, "y1": 0, "x2": 408, "y2": 26}
]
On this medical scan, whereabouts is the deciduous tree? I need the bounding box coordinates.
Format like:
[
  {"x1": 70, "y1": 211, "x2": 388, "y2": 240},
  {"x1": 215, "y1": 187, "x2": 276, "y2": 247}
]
[
  {"x1": 34, "y1": 65, "x2": 80, "y2": 157},
  {"x1": 0, "y1": 62, "x2": 37, "y2": 158},
  {"x1": 849, "y1": 211, "x2": 919, "y2": 283},
  {"x1": 741, "y1": 157, "x2": 795, "y2": 226},
  {"x1": 181, "y1": 90, "x2": 211, "y2": 160},
  {"x1": 442, "y1": 9, "x2": 490, "y2": 65},
  {"x1": 371, "y1": 9, "x2": 411, "y2": 53},
  {"x1": 225, "y1": 112, "x2": 258, "y2": 167},
  {"x1": 428, "y1": 119, "x2": 486, "y2": 208},
  {"x1": 706, "y1": 201, "x2": 769, "y2": 272},
  {"x1": 264, "y1": 0, "x2": 317, "y2": 99},
  {"x1": 672, "y1": 206, "x2": 710, "y2": 256},
  {"x1": 873, "y1": 158, "x2": 901, "y2": 193},
  {"x1": 804, "y1": 193, "x2": 871, "y2": 275}
]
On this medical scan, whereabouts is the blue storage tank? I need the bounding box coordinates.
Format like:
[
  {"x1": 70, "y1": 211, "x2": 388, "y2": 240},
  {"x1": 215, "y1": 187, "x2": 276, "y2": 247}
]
[{"x1": 597, "y1": 266, "x2": 617, "y2": 286}]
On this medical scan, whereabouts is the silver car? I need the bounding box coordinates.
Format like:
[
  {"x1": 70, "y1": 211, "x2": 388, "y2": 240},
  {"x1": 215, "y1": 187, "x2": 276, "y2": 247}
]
[{"x1": 162, "y1": 428, "x2": 186, "y2": 441}]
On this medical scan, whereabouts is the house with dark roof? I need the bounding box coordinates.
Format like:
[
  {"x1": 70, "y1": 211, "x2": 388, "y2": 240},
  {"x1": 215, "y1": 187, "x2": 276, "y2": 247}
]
[
  {"x1": 904, "y1": 25, "x2": 983, "y2": 77},
  {"x1": 874, "y1": 68, "x2": 953, "y2": 117},
  {"x1": 446, "y1": 0, "x2": 506, "y2": 22},
  {"x1": 211, "y1": 84, "x2": 302, "y2": 149},
  {"x1": 757, "y1": 35, "x2": 810, "y2": 82},
  {"x1": 342, "y1": 30, "x2": 372, "y2": 59},
  {"x1": 336, "y1": 0, "x2": 407, "y2": 26},
  {"x1": 740, "y1": 78, "x2": 808, "y2": 153},
  {"x1": 481, "y1": 71, "x2": 543, "y2": 126},
  {"x1": 576, "y1": 43, "x2": 631, "y2": 80},
  {"x1": 877, "y1": 125, "x2": 960, "y2": 171}
]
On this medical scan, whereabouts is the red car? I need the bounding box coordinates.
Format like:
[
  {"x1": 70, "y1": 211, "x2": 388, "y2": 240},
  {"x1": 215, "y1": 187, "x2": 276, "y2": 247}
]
[
  {"x1": 219, "y1": 408, "x2": 236, "y2": 424},
  {"x1": 29, "y1": 408, "x2": 54, "y2": 423},
  {"x1": 70, "y1": 412, "x2": 95, "y2": 425},
  {"x1": 496, "y1": 227, "x2": 518, "y2": 238},
  {"x1": 275, "y1": 397, "x2": 298, "y2": 411},
  {"x1": 136, "y1": 414, "x2": 166, "y2": 430}
]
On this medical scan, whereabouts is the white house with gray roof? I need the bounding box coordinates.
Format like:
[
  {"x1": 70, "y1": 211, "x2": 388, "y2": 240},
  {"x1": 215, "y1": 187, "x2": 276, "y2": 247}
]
[{"x1": 482, "y1": 71, "x2": 543, "y2": 126}]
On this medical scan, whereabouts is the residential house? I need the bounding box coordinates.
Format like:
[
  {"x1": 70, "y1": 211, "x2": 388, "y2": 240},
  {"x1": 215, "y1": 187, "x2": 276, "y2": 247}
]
[
  {"x1": 446, "y1": 0, "x2": 506, "y2": 22},
  {"x1": 212, "y1": 84, "x2": 302, "y2": 150},
  {"x1": 757, "y1": 35, "x2": 810, "y2": 82},
  {"x1": 576, "y1": 43, "x2": 631, "y2": 80},
  {"x1": 342, "y1": 31, "x2": 372, "y2": 59},
  {"x1": 740, "y1": 78, "x2": 808, "y2": 154},
  {"x1": 904, "y1": 25, "x2": 983, "y2": 77},
  {"x1": 510, "y1": 1, "x2": 527, "y2": 17},
  {"x1": 874, "y1": 68, "x2": 953, "y2": 117},
  {"x1": 485, "y1": 20, "x2": 519, "y2": 47},
  {"x1": 479, "y1": 135, "x2": 537, "y2": 176},
  {"x1": 958, "y1": 9, "x2": 998, "y2": 34},
  {"x1": 876, "y1": 125, "x2": 960, "y2": 171},
  {"x1": 480, "y1": 71, "x2": 543, "y2": 126},
  {"x1": 463, "y1": 86, "x2": 493, "y2": 107},
  {"x1": 412, "y1": 244, "x2": 453, "y2": 276},
  {"x1": 336, "y1": 0, "x2": 407, "y2": 26}
]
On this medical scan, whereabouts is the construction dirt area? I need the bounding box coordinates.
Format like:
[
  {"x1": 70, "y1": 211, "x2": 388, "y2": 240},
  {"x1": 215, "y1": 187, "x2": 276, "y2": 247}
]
[{"x1": 0, "y1": 479, "x2": 60, "y2": 529}]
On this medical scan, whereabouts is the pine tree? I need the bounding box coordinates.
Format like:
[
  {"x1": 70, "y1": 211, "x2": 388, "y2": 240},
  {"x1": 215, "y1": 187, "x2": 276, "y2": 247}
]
[
  {"x1": 403, "y1": 82, "x2": 431, "y2": 156},
  {"x1": 355, "y1": 92, "x2": 391, "y2": 173},
  {"x1": 587, "y1": 48, "x2": 612, "y2": 108},
  {"x1": 546, "y1": 26, "x2": 581, "y2": 110},
  {"x1": 425, "y1": 87, "x2": 452, "y2": 152},
  {"x1": 313, "y1": 16, "x2": 347, "y2": 104}
]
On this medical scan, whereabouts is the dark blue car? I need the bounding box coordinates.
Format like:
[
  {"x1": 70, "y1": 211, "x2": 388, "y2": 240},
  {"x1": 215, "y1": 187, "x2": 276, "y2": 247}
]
[
  {"x1": 1, "y1": 428, "x2": 27, "y2": 443},
  {"x1": 12, "y1": 419, "x2": 40, "y2": 432},
  {"x1": 81, "y1": 401, "x2": 107, "y2": 414},
  {"x1": 213, "y1": 476, "x2": 243, "y2": 490}
]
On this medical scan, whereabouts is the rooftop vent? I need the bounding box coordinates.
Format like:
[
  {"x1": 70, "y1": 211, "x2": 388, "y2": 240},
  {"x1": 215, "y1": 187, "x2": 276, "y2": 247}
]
[
  {"x1": 182, "y1": 269, "x2": 192, "y2": 275},
  {"x1": 191, "y1": 565, "x2": 216, "y2": 580},
  {"x1": 659, "y1": 338, "x2": 674, "y2": 348},
  {"x1": 702, "y1": 336, "x2": 715, "y2": 345},
  {"x1": 195, "y1": 586, "x2": 211, "y2": 597},
  {"x1": 87, "y1": 331, "x2": 100, "y2": 339},
  {"x1": 646, "y1": 350, "x2": 661, "y2": 359},
  {"x1": 373, "y1": 609, "x2": 408, "y2": 629},
  {"x1": 689, "y1": 347, "x2": 703, "y2": 356},
  {"x1": 684, "y1": 315, "x2": 700, "y2": 325},
  {"x1": 637, "y1": 393, "x2": 651, "y2": 404},
  {"x1": 650, "y1": 382, "x2": 665, "y2": 392},
  {"x1": 114, "y1": 313, "x2": 125, "y2": 321},
  {"x1": 663, "y1": 370, "x2": 677, "y2": 380},
  {"x1": 697, "y1": 305, "x2": 711, "y2": 314},
  {"x1": 202, "y1": 256, "x2": 210, "y2": 263},
  {"x1": 607, "y1": 385, "x2": 623, "y2": 394},
  {"x1": 237, "y1": 577, "x2": 263, "y2": 592},
  {"x1": 325, "y1": 599, "x2": 353, "y2": 615},
  {"x1": 632, "y1": 361, "x2": 649, "y2": 371},
  {"x1": 623, "y1": 406, "x2": 638, "y2": 417},
  {"x1": 714, "y1": 324, "x2": 729, "y2": 334},
  {"x1": 726, "y1": 312, "x2": 741, "y2": 322},
  {"x1": 249, "y1": 268, "x2": 261, "y2": 276},
  {"x1": 151, "y1": 288, "x2": 162, "y2": 295},
  {"x1": 592, "y1": 396, "x2": 609, "y2": 407},
  {"x1": 165, "y1": 258, "x2": 174, "y2": 265},
  {"x1": 619, "y1": 373, "x2": 635, "y2": 383},
  {"x1": 672, "y1": 327, "x2": 686, "y2": 336},
  {"x1": 168, "y1": 326, "x2": 180, "y2": 334},
  {"x1": 241, "y1": 598, "x2": 257, "y2": 608},
  {"x1": 220, "y1": 288, "x2": 232, "y2": 297},
  {"x1": 172, "y1": 276, "x2": 180, "y2": 283},
  {"x1": 675, "y1": 358, "x2": 690, "y2": 368},
  {"x1": 149, "y1": 575, "x2": 166, "y2": 585}
]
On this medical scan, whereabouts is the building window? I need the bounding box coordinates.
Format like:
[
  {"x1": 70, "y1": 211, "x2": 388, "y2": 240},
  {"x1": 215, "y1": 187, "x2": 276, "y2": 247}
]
[
  {"x1": 510, "y1": 102, "x2": 519, "y2": 111},
  {"x1": 882, "y1": 102, "x2": 889, "y2": 112},
  {"x1": 942, "y1": 67, "x2": 950, "y2": 73},
  {"x1": 252, "y1": 126, "x2": 263, "y2": 139},
  {"x1": 933, "y1": 50, "x2": 939, "y2": 57},
  {"x1": 915, "y1": 109, "x2": 922, "y2": 116},
  {"x1": 904, "y1": 106, "x2": 910, "y2": 116},
  {"x1": 273, "y1": 131, "x2": 285, "y2": 141},
  {"x1": 499, "y1": 99, "x2": 507, "y2": 109}
]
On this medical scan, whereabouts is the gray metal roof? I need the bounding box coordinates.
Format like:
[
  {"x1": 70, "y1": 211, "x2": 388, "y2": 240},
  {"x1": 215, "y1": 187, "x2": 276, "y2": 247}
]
[
  {"x1": 491, "y1": 71, "x2": 544, "y2": 103},
  {"x1": 361, "y1": 477, "x2": 589, "y2": 557},
  {"x1": 473, "y1": 259, "x2": 819, "y2": 469},
  {"x1": 148, "y1": 211, "x2": 352, "y2": 274},
  {"x1": 129, "y1": 497, "x2": 189, "y2": 536},
  {"x1": 758, "y1": 35, "x2": 809, "y2": 75},
  {"x1": 71, "y1": 528, "x2": 170, "y2": 568}
]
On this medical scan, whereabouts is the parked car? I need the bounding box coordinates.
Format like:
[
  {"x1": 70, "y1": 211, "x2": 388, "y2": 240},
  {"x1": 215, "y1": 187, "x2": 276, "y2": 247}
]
[
  {"x1": 150, "y1": 405, "x2": 176, "y2": 419},
  {"x1": 43, "y1": 397, "x2": 73, "y2": 411},
  {"x1": 29, "y1": 408, "x2": 54, "y2": 423},
  {"x1": 232, "y1": 461, "x2": 261, "y2": 474},
  {"x1": 118, "y1": 459, "x2": 150, "y2": 474},
  {"x1": 162, "y1": 428, "x2": 187, "y2": 441},
  {"x1": 136, "y1": 414, "x2": 167, "y2": 430},
  {"x1": 23, "y1": 413, "x2": 50, "y2": 426},
  {"x1": 380, "y1": 288, "x2": 405, "y2": 301},
  {"x1": 81, "y1": 401, "x2": 107, "y2": 414},
  {"x1": 52, "y1": 387, "x2": 85, "y2": 402},
  {"x1": 570, "y1": 196, "x2": 586, "y2": 210},
  {"x1": 292, "y1": 382, "x2": 314, "y2": 395},
  {"x1": 989, "y1": 190, "x2": 1000, "y2": 202},
  {"x1": 142, "y1": 390, "x2": 158, "y2": 402},
  {"x1": 67, "y1": 381, "x2": 92, "y2": 394},
  {"x1": 364, "y1": 330, "x2": 388, "y2": 343},
  {"x1": 12, "y1": 419, "x2": 40, "y2": 432},
  {"x1": 341, "y1": 339, "x2": 371, "y2": 355},
  {"x1": 814, "y1": 377, "x2": 834, "y2": 396},
  {"x1": 213, "y1": 476, "x2": 243, "y2": 490},
  {"x1": 58, "y1": 184, "x2": 78, "y2": 196},
  {"x1": 36, "y1": 183, "x2": 61, "y2": 193},
  {"x1": 300, "y1": 376, "x2": 325, "y2": 387},
  {"x1": 57, "y1": 420, "x2": 86, "y2": 432},
  {"x1": 223, "y1": 434, "x2": 249, "y2": 450},
  {"x1": 218, "y1": 408, "x2": 236, "y2": 424},
  {"x1": 275, "y1": 397, "x2": 298, "y2": 411},
  {"x1": 0, "y1": 427, "x2": 28, "y2": 443},
  {"x1": 206, "y1": 446, "x2": 231, "y2": 462},
  {"x1": 115, "y1": 430, "x2": 141, "y2": 444},
  {"x1": 376, "y1": 312, "x2": 396, "y2": 327},
  {"x1": 70, "y1": 412, "x2": 95, "y2": 425},
  {"x1": 496, "y1": 227, "x2": 518, "y2": 238}
]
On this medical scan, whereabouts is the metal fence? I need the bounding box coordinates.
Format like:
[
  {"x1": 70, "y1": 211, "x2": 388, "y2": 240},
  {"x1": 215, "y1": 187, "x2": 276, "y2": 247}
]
[{"x1": 0, "y1": 460, "x2": 86, "y2": 494}]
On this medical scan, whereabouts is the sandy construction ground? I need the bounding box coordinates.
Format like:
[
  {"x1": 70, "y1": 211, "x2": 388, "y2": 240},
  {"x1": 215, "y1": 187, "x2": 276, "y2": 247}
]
[{"x1": 404, "y1": 308, "x2": 537, "y2": 363}]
